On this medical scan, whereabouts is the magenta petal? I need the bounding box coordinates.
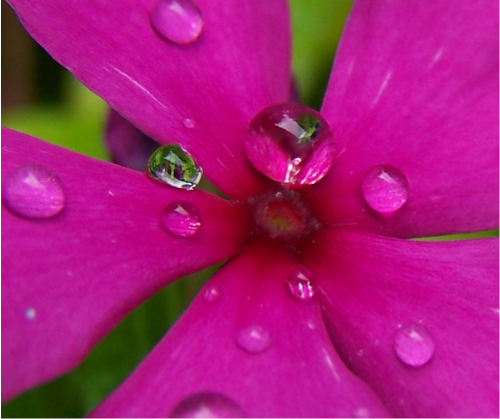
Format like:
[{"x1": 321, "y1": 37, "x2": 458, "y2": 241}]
[
  {"x1": 1, "y1": 128, "x2": 251, "y2": 402},
  {"x1": 91, "y1": 243, "x2": 390, "y2": 418},
  {"x1": 308, "y1": 0, "x2": 499, "y2": 237},
  {"x1": 6, "y1": 0, "x2": 291, "y2": 198},
  {"x1": 104, "y1": 108, "x2": 159, "y2": 172},
  {"x1": 302, "y1": 230, "x2": 499, "y2": 417}
]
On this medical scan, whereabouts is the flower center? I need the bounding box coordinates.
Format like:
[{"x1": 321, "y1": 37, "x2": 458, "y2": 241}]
[{"x1": 249, "y1": 189, "x2": 319, "y2": 244}]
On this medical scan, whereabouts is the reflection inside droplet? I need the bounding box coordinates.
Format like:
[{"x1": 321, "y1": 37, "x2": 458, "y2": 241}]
[
  {"x1": 147, "y1": 144, "x2": 202, "y2": 190},
  {"x1": 244, "y1": 103, "x2": 335, "y2": 187}
]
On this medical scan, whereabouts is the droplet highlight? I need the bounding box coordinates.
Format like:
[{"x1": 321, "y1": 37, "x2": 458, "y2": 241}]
[
  {"x1": 395, "y1": 323, "x2": 435, "y2": 367},
  {"x1": 362, "y1": 164, "x2": 408, "y2": 214},
  {"x1": 203, "y1": 284, "x2": 221, "y2": 303},
  {"x1": 161, "y1": 201, "x2": 201, "y2": 237},
  {"x1": 287, "y1": 267, "x2": 315, "y2": 300},
  {"x1": 25, "y1": 307, "x2": 36, "y2": 320},
  {"x1": 2, "y1": 164, "x2": 65, "y2": 219},
  {"x1": 245, "y1": 103, "x2": 335, "y2": 187},
  {"x1": 169, "y1": 392, "x2": 246, "y2": 418},
  {"x1": 151, "y1": 0, "x2": 203, "y2": 44},
  {"x1": 236, "y1": 325, "x2": 271, "y2": 354},
  {"x1": 147, "y1": 144, "x2": 202, "y2": 190},
  {"x1": 183, "y1": 118, "x2": 195, "y2": 129}
]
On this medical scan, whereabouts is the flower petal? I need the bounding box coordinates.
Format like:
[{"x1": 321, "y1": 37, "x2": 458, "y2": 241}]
[
  {"x1": 104, "y1": 108, "x2": 159, "y2": 172},
  {"x1": 91, "y1": 243, "x2": 390, "y2": 418},
  {"x1": 5, "y1": 0, "x2": 291, "y2": 198},
  {"x1": 302, "y1": 230, "x2": 499, "y2": 417},
  {"x1": 1, "y1": 127, "x2": 250, "y2": 402},
  {"x1": 308, "y1": 0, "x2": 499, "y2": 237}
]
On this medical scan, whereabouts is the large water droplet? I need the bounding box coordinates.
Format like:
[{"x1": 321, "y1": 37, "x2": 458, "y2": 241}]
[
  {"x1": 169, "y1": 392, "x2": 245, "y2": 418},
  {"x1": 245, "y1": 103, "x2": 335, "y2": 187},
  {"x1": 362, "y1": 164, "x2": 408, "y2": 214},
  {"x1": 236, "y1": 325, "x2": 271, "y2": 354},
  {"x1": 151, "y1": 0, "x2": 203, "y2": 44},
  {"x1": 147, "y1": 144, "x2": 202, "y2": 190},
  {"x1": 161, "y1": 201, "x2": 201, "y2": 237},
  {"x1": 287, "y1": 267, "x2": 315, "y2": 300},
  {"x1": 204, "y1": 284, "x2": 222, "y2": 303},
  {"x1": 2, "y1": 164, "x2": 65, "y2": 219},
  {"x1": 395, "y1": 323, "x2": 435, "y2": 367}
]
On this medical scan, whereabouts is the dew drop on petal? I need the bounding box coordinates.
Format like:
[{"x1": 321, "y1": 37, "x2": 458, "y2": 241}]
[
  {"x1": 25, "y1": 307, "x2": 36, "y2": 320},
  {"x1": 362, "y1": 164, "x2": 408, "y2": 214},
  {"x1": 183, "y1": 118, "x2": 195, "y2": 129},
  {"x1": 161, "y1": 201, "x2": 201, "y2": 237},
  {"x1": 147, "y1": 144, "x2": 202, "y2": 190},
  {"x1": 395, "y1": 323, "x2": 435, "y2": 367},
  {"x1": 236, "y1": 325, "x2": 271, "y2": 354},
  {"x1": 150, "y1": 0, "x2": 203, "y2": 44},
  {"x1": 245, "y1": 103, "x2": 335, "y2": 187},
  {"x1": 352, "y1": 407, "x2": 371, "y2": 418},
  {"x1": 203, "y1": 284, "x2": 221, "y2": 303},
  {"x1": 169, "y1": 392, "x2": 246, "y2": 418},
  {"x1": 287, "y1": 267, "x2": 315, "y2": 300},
  {"x1": 2, "y1": 164, "x2": 65, "y2": 219}
]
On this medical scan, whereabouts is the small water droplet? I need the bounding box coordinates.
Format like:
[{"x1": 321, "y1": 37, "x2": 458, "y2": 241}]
[
  {"x1": 161, "y1": 201, "x2": 201, "y2": 237},
  {"x1": 169, "y1": 392, "x2": 245, "y2": 418},
  {"x1": 2, "y1": 164, "x2": 65, "y2": 219},
  {"x1": 204, "y1": 284, "x2": 221, "y2": 303},
  {"x1": 362, "y1": 164, "x2": 408, "y2": 214},
  {"x1": 151, "y1": 0, "x2": 203, "y2": 44},
  {"x1": 245, "y1": 103, "x2": 335, "y2": 187},
  {"x1": 287, "y1": 267, "x2": 315, "y2": 300},
  {"x1": 25, "y1": 307, "x2": 36, "y2": 320},
  {"x1": 395, "y1": 323, "x2": 435, "y2": 367},
  {"x1": 183, "y1": 118, "x2": 195, "y2": 129},
  {"x1": 352, "y1": 407, "x2": 371, "y2": 418},
  {"x1": 147, "y1": 144, "x2": 202, "y2": 190},
  {"x1": 236, "y1": 325, "x2": 271, "y2": 354}
]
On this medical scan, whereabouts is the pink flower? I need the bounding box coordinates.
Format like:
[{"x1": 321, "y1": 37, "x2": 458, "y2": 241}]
[{"x1": 2, "y1": 0, "x2": 498, "y2": 417}]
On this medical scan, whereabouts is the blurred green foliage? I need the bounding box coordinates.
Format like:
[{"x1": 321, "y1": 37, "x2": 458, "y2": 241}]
[{"x1": 2, "y1": 1, "x2": 353, "y2": 417}]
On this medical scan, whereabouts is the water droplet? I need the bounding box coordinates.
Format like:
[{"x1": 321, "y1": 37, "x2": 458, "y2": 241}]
[
  {"x1": 352, "y1": 407, "x2": 371, "y2": 418},
  {"x1": 170, "y1": 392, "x2": 245, "y2": 418},
  {"x1": 236, "y1": 325, "x2": 271, "y2": 354},
  {"x1": 147, "y1": 144, "x2": 202, "y2": 190},
  {"x1": 287, "y1": 267, "x2": 315, "y2": 300},
  {"x1": 183, "y1": 118, "x2": 195, "y2": 129},
  {"x1": 151, "y1": 0, "x2": 203, "y2": 44},
  {"x1": 203, "y1": 284, "x2": 221, "y2": 303},
  {"x1": 2, "y1": 164, "x2": 65, "y2": 219},
  {"x1": 245, "y1": 103, "x2": 335, "y2": 187},
  {"x1": 161, "y1": 201, "x2": 201, "y2": 237},
  {"x1": 395, "y1": 323, "x2": 435, "y2": 367},
  {"x1": 362, "y1": 164, "x2": 408, "y2": 214},
  {"x1": 25, "y1": 307, "x2": 36, "y2": 320}
]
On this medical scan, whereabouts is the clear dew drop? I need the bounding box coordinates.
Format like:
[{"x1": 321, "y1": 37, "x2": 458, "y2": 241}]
[
  {"x1": 25, "y1": 307, "x2": 36, "y2": 320},
  {"x1": 2, "y1": 164, "x2": 65, "y2": 219},
  {"x1": 362, "y1": 164, "x2": 408, "y2": 214},
  {"x1": 245, "y1": 103, "x2": 335, "y2": 187},
  {"x1": 169, "y1": 392, "x2": 246, "y2": 418},
  {"x1": 287, "y1": 267, "x2": 315, "y2": 300},
  {"x1": 183, "y1": 118, "x2": 195, "y2": 129},
  {"x1": 394, "y1": 323, "x2": 435, "y2": 367},
  {"x1": 236, "y1": 325, "x2": 271, "y2": 354},
  {"x1": 161, "y1": 201, "x2": 201, "y2": 237},
  {"x1": 150, "y1": 0, "x2": 203, "y2": 44},
  {"x1": 147, "y1": 144, "x2": 202, "y2": 190},
  {"x1": 203, "y1": 284, "x2": 222, "y2": 303}
]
